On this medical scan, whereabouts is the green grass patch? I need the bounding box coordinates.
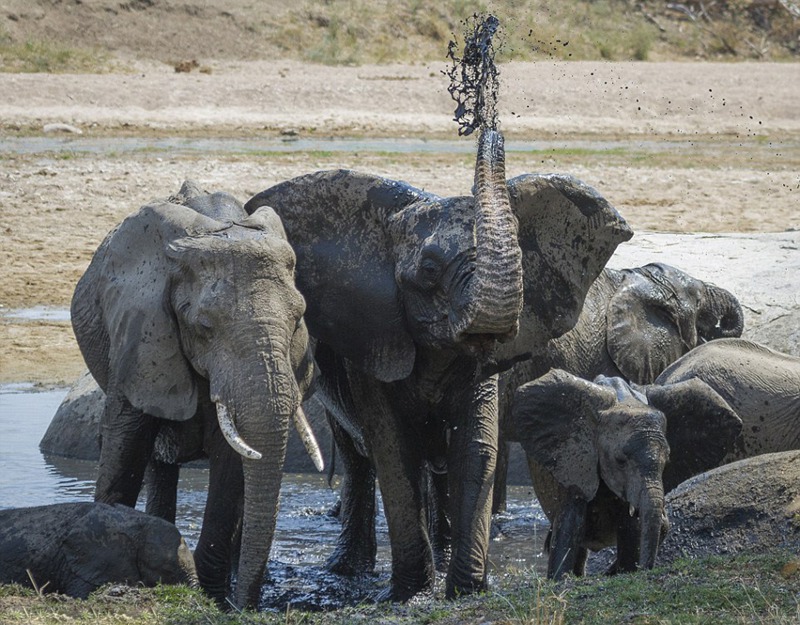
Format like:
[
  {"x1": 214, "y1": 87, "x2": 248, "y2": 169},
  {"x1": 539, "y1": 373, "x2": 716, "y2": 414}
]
[
  {"x1": 1, "y1": 552, "x2": 797, "y2": 625},
  {"x1": 0, "y1": 30, "x2": 112, "y2": 73}
]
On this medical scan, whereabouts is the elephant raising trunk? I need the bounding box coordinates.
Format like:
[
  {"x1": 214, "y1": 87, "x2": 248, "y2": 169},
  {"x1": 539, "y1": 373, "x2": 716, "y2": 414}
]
[{"x1": 464, "y1": 129, "x2": 523, "y2": 342}]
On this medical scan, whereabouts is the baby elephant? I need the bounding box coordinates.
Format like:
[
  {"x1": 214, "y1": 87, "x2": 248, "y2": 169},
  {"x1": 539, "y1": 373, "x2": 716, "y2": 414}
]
[
  {"x1": 0, "y1": 502, "x2": 197, "y2": 598},
  {"x1": 511, "y1": 369, "x2": 742, "y2": 579}
]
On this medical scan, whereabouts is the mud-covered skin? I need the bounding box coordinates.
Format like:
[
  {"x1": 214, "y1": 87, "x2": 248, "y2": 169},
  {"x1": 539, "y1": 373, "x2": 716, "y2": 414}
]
[
  {"x1": 511, "y1": 369, "x2": 741, "y2": 579},
  {"x1": 246, "y1": 157, "x2": 632, "y2": 600},
  {"x1": 71, "y1": 181, "x2": 313, "y2": 610},
  {"x1": 656, "y1": 338, "x2": 800, "y2": 462},
  {"x1": 0, "y1": 502, "x2": 197, "y2": 598},
  {"x1": 493, "y1": 262, "x2": 743, "y2": 512}
]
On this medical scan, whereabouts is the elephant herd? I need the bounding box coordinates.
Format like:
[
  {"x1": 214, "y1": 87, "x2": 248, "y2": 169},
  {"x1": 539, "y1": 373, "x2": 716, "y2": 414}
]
[{"x1": 6, "y1": 127, "x2": 800, "y2": 611}]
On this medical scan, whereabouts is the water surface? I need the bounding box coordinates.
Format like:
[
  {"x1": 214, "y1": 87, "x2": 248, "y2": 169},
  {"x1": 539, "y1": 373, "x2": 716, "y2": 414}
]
[{"x1": 0, "y1": 385, "x2": 549, "y2": 609}]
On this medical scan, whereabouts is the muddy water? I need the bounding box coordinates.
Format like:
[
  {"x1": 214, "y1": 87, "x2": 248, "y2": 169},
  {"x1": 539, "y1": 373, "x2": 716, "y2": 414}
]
[{"x1": 0, "y1": 384, "x2": 549, "y2": 609}]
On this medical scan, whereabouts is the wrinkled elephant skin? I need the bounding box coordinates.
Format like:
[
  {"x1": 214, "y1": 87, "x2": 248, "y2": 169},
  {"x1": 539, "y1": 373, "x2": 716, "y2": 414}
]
[
  {"x1": 245, "y1": 132, "x2": 633, "y2": 600},
  {"x1": 70, "y1": 180, "x2": 314, "y2": 610},
  {"x1": 0, "y1": 502, "x2": 197, "y2": 598},
  {"x1": 511, "y1": 369, "x2": 741, "y2": 578}
]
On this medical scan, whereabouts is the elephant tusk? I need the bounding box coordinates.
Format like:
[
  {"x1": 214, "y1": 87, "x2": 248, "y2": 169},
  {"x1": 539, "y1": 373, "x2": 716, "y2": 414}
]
[
  {"x1": 629, "y1": 503, "x2": 636, "y2": 517},
  {"x1": 293, "y1": 405, "x2": 324, "y2": 472},
  {"x1": 215, "y1": 401, "x2": 263, "y2": 460}
]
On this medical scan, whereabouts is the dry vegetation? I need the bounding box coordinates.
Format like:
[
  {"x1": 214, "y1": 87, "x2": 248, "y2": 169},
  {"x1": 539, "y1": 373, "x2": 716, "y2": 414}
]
[{"x1": 0, "y1": 0, "x2": 799, "y2": 73}]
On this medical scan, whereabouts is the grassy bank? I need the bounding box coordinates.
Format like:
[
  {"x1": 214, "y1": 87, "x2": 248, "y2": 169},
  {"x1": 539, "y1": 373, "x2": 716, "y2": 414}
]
[
  {"x1": 1, "y1": 0, "x2": 799, "y2": 73},
  {"x1": 1, "y1": 552, "x2": 798, "y2": 624}
]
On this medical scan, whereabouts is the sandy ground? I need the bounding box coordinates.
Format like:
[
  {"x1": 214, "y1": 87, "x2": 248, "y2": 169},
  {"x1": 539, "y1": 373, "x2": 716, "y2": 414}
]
[{"x1": 1, "y1": 60, "x2": 799, "y2": 386}]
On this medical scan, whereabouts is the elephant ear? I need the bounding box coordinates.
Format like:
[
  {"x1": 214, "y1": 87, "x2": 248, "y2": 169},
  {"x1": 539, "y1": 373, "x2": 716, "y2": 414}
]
[
  {"x1": 607, "y1": 269, "x2": 698, "y2": 384},
  {"x1": 73, "y1": 201, "x2": 222, "y2": 421},
  {"x1": 245, "y1": 170, "x2": 438, "y2": 382},
  {"x1": 643, "y1": 378, "x2": 742, "y2": 492},
  {"x1": 512, "y1": 369, "x2": 617, "y2": 500},
  {"x1": 507, "y1": 173, "x2": 633, "y2": 354}
]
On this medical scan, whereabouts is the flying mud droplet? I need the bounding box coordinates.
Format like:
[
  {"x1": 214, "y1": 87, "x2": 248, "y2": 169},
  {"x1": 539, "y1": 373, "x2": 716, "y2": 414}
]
[{"x1": 445, "y1": 13, "x2": 501, "y2": 136}]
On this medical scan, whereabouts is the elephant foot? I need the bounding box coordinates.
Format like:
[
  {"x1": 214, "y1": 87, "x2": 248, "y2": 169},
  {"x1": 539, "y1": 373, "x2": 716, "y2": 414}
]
[
  {"x1": 325, "y1": 544, "x2": 376, "y2": 576},
  {"x1": 445, "y1": 574, "x2": 488, "y2": 600},
  {"x1": 372, "y1": 576, "x2": 433, "y2": 603}
]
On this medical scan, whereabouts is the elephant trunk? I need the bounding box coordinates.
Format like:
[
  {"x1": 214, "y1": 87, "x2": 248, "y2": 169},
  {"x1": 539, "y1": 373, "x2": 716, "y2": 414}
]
[
  {"x1": 463, "y1": 128, "x2": 523, "y2": 343},
  {"x1": 637, "y1": 485, "x2": 667, "y2": 570},
  {"x1": 212, "y1": 348, "x2": 300, "y2": 610},
  {"x1": 701, "y1": 284, "x2": 744, "y2": 340}
]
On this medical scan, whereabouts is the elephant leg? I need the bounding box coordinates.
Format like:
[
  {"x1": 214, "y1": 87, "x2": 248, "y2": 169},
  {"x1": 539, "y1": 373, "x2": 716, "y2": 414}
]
[
  {"x1": 426, "y1": 468, "x2": 451, "y2": 572},
  {"x1": 573, "y1": 547, "x2": 589, "y2": 576},
  {"x1": 95, "y1": 390, "x2": 157, "y2": 507},
  {"x1": 615, "y1": 512, "x2": 641, "y2": 573},
  {"x1": 491, "y1": 438, "x2": 510, "y2": 514},
  {"x1": 547, "y1": 492, "x2": 588, "y2": 580},
  {"x1": 194, "y1": 428, "x2": 244, "y2": 604},
  {"x1": 144, "y1": 459, "x2": 180, "y2": 523},
  {"x1": 351, "y1": 380, "x2": 432, "y2": 601},
  {"x1": 325, "y1": 414, "x2": 377, "y2": 576},
  {"x1": 445, "y1": 375, "x2": 498, "y2": 598}
]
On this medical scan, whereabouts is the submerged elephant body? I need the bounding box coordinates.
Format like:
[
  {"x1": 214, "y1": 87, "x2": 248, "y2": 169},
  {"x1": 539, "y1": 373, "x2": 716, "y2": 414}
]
[
  {"x1": 71, "y1": 181, "x2": 316, "y2": 609},
  {"x1": 246, "y1": 131, "x2": 633, "y2": 599},
  {"x1": 0, "y1": 502, "x2": 197, "y2": 598}
]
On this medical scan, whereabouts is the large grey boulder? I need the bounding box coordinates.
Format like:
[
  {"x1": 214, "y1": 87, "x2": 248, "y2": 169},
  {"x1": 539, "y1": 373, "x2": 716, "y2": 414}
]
[{"x1": 657, "y1": 450, "x2": 800, "y2": 564}]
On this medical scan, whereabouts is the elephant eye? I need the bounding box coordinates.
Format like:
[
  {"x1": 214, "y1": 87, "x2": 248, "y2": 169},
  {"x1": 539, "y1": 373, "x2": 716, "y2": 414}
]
[
  {"x1": 417, "y1": 246, "x2": 445, "y2": 289},
  {"x1": 615, "y1": 455, "x2": 627, "y2": 467}
]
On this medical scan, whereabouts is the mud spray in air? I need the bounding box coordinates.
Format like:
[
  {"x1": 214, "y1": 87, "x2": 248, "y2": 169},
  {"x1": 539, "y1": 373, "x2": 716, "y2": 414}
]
[{"x1": 445, "y1": 13, "x2": 502, "y2": 135}]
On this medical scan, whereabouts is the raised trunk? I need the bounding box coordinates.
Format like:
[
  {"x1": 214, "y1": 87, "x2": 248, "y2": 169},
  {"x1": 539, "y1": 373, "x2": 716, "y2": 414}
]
[
  {"x1": 702, "y1": 284, "x2": 745, "y2": 340},
  {"x1": 461, "y1": 128, "x2": 523, "y2": 342}
]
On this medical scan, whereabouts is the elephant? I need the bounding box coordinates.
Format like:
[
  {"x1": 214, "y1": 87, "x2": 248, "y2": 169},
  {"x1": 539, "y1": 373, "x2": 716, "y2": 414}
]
[
  {"x1": 0, "y1": 502, "x2": 197, "y2": 598},
  {"x1": 510, "y1": 368, "x2": 742, "y2": 579},
  {"x1": 244, "y1": 128, "x2": 633, "y2": 600},
  {"x1": 494, "y1": 262, "x2": 744, "y2": 511},
  {"x1": 70, "y1": 180, "x2": 320, "y2": 609},
  {"x1": 655, "y1": 338, "x2": 800, "y2": 462}
]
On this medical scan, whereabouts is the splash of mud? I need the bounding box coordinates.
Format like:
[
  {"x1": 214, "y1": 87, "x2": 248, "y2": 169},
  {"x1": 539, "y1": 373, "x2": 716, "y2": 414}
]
[{"x1": 445, "y1": 13, "x2": 501, "y2": 136}]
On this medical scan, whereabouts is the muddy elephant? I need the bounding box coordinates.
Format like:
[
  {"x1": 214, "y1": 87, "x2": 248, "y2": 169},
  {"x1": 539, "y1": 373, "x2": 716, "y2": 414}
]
[
  {"x1": 0, "y1": 502, "x2": 197, "y2": 598},
  {"x1": 494, "y1": 262, "x2": 744, "y2": 510},
  {"x1": 244, "y1": 129, "x2": 633, "y2": 600},
  {"x1": 655, "y1": 338, "x2": 800, "y2": 462},
  {"x1": 511, "y1": 369, "x2": 742, "y2": 579},
  {"x1": 71, "y1": 181, "x2": 318, "y2": 609}
]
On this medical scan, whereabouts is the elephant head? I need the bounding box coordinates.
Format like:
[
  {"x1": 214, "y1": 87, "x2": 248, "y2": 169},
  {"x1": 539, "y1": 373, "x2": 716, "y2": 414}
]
[
  {"x1": 245, "y1": 151, "x2": 632, "y2": 378},
  {"x1": 71, "y1": 181, "x2": 316, "y2": 609},
  {"x1": 511, "y1": 369, "x2": 741, "y2": 578},
  {"x1": 245, "y1": 130, "x2": 525, "y2": 380},
  {"x1": 605, "y1": 263, "x2": 744, "y2": 384}
]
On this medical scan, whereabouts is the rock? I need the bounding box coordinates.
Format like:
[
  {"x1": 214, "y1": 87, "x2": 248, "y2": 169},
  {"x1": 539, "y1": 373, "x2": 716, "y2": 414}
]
[
  {"x1": 657, "y1": 450, "x2": 800, "y2": 564},
  {"x1": 39, "y1": 370, "x2": 103, "y2": 460},
  {"x1": 42, "y1": 122, "x2": 82, "y2": 134},
  {"x1": 39, "y1": 371, "x2": 334, "y2": 474}
]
